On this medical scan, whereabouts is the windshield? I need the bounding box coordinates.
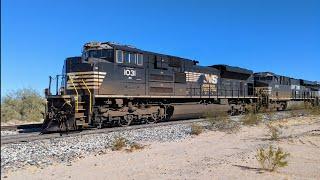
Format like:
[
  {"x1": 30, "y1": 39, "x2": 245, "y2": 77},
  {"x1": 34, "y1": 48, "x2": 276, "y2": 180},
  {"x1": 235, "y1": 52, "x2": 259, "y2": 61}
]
[{"x1": 87, "y1": 49, "x2": 113, "y2": 58}]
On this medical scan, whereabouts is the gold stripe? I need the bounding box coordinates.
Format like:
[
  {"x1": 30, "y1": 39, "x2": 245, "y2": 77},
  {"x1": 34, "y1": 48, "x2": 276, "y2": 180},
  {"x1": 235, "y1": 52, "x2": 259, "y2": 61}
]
[
  {"x1": 69, "y1": 75, "x2": 106, "y2": 79},
  {"x1": 67, "y1": 82, "x2": 102, "y2": 86},
  {"x1": 67, "y1": 79, "x2": 104, "y2": 83},
  {"x1": 67, "y1": 71, "x2": 106, "y2": 75},
  {"x1": 67, "y1": 86, "x2": 100, "y2": 90}
]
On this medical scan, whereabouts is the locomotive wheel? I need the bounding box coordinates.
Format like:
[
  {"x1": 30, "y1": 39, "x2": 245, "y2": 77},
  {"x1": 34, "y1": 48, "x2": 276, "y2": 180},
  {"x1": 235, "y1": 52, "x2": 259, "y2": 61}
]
[
  {"x1": 147, "y1": 112, "x2": 158, "y2": 124},
  {"x1": 118, "y1": 115, "x2": 133, "y2": 127}
]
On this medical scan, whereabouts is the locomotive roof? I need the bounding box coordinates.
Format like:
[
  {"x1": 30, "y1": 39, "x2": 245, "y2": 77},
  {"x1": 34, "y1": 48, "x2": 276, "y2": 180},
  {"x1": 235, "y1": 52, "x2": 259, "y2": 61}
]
[
  {"x1": 84, "y1": 41, "x2": 196, "y2": 63},
  {"x1": 254, "y1": 72, "x2": 276, "y2": 76},
  {"x1": 210, "y1": 64, "x2": 253, "y2": 75},
  {"x1": 300, "y1": 79, "x2": 318, "y2": 86}
]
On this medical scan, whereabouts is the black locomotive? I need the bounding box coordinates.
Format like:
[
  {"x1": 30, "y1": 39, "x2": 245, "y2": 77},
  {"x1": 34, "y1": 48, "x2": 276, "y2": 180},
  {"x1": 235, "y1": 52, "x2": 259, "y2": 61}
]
[{"x1": 42, "y1": 42, "x2": 320, "y2": 132}]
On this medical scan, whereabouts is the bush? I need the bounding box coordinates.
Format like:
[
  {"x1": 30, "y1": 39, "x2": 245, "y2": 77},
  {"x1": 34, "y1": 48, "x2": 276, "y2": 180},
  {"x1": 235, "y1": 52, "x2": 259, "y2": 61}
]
[
  {"x1": 205, "y1": 111, "x2": 228, "y2": 126},
  {"x1": 305, "y1": 103, "x2": 320, "y2": 116},
  {"x1": 256, "y1": 145, "x2": 290, "y2": 172},
  {"x1": 266, "y1": 124, "x2": 282, "y2": 141},
  {"x1": 1, "y1": 88, "x2": 45, "y2": 123},
  {"x1": 190, "y1": 123, "x2": 203, "y2": 135},
  {"x1": 126, "y1": 142, "x2": 145, "y2": 152},
  {"x1": 205, "y1": 111, "x2": 240, "y2": 133},
  {"x1": 111, "y1": 136, "x2": 127, "y2": 151},
  {"x1": 241, "y1": 111, "x2": 262, "y2": 126}
]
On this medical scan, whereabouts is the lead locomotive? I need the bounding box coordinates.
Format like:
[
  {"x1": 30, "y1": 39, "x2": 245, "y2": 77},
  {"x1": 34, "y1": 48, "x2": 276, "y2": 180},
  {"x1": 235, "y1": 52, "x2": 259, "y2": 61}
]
[{"x1": 42, "y1": 42, "x2": 320, "y2": 132}]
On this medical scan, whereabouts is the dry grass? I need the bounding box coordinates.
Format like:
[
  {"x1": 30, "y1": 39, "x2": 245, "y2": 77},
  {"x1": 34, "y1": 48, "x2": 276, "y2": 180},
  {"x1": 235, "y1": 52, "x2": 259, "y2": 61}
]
[
  {"x1": 256, "y1": 145, "x2": 290, "y2": 172},
  {"x1": 288, "y1": 102, "x2": 320, "y2": 116},
  {"x1": 126, "y1": 142, "x2": 145, "y2": 152},
  {"x1": 205, "y1": 111, "x2": 240, "y2": 133},
  {"x1": 190, "y1": 123, "x2": 204, "y2": 135},
  {"x1": 205, "y1": 111, "x2": 229, "y2": 126},
  {"x1": 241, "y1": 105, "x2": 262, "y2": 126},
  {"x1": 305, "y1": 103, "x2": 320, "y2": 116},
  {"x1": 266, "y1": 123, "x2": 282, "y2": 141},
  {"x1": 111, "y1": 136, "x2": 127, "y2": 151},
  {"x1": 241, "y1": 111, "x2": 262, "y2": 126}
]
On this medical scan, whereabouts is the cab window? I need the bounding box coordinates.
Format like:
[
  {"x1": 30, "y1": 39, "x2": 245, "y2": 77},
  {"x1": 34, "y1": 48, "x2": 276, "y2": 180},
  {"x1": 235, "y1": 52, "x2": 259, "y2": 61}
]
[
  {"x1": 129, "y1": 53, "x2": 136, "y2": 64},
  {"x1": 124, "y1": 52, "x2": 130, "y2": 63},
  {"x1": 137, "y1": 54, "x2": 143, "y2": 65},
  {"x1": 116, "y1": 50, "x2": 123, "y2": 63}
]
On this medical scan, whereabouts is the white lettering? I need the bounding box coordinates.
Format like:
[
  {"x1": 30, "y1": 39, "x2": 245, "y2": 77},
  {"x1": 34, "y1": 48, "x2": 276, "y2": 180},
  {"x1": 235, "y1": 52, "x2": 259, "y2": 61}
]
[{"x1": 124, "y1": 69, "x2": 136, "y2": 76}]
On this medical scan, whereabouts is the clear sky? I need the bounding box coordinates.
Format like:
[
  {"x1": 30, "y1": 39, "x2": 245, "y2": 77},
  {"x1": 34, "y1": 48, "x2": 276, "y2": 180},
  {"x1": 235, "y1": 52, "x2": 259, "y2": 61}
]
[{"x1": 1, "y1": 0, "x2": 320, "y2": 95}]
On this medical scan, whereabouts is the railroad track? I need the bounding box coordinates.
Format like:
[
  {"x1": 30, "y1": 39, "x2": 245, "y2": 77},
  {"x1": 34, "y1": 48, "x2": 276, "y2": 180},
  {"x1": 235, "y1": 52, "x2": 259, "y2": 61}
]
[
  {"x1": 1, "y1": 109, "x2": 308, "y2": 145},
  {"x1": 1, "y1": 118, "x2": 207, "y2": 145},
  {"x1": 1, "y1": 123, "x2": 42, "y2": 131}
]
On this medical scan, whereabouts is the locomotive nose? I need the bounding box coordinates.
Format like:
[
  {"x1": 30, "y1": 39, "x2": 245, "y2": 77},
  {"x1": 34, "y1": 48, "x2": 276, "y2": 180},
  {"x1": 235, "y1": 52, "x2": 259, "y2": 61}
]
[{"x1": 66, "y1": 71, "x2": 106, "y2": 91}]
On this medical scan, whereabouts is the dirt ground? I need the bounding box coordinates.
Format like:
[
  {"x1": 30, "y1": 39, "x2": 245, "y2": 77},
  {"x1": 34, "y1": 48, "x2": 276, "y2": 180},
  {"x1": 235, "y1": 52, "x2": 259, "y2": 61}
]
[{"x1": 4, "y1": 115, "x2": 320, "y2": 180}]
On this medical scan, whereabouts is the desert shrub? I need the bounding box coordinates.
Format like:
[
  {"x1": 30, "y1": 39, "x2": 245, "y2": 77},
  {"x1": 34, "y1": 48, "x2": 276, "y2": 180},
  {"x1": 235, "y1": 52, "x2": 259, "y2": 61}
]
[
  {"x1": 241, "y1": 111, "x2": 262, "y2": 126},
  {"x1": 256, "y1": 145, "x2": 290, "y2": 171},
  {"x1": 1, "y1": 88, "x2": 45, "y2": 122},
  {"x1": 205, "y1": 111, "x2": 228, "y2": 126},
  {"x1": 214, "y1": 119, "x2": 241, "y2": 133},
  {"x1": 266, "y1": 124, "x2": 282, "y2": 141},
  {"x1": 190, "y1": 123, "x2": 203, "y2": 135},
  {"x1": 111, "y1": 136, "x2": 127, "y2": 151},
  {"x1": 205, "y1": 111, "x2": 240, "y2": 133},
  {"x1": 126, "y1": 142, "x2": 145, "y2": 152},
  {"x1": 305, "y1": 104, "x2": 320, "y2": 116}
]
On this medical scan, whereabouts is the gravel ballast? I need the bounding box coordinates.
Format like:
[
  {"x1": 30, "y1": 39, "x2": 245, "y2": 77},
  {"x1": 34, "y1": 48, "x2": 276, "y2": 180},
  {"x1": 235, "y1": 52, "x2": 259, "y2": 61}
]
[
  {"x1": 1, "y1": 123, "x2": 193, "y2": 174},
  {"x1": 0, "y1": 111, "x2": 304, "y2": 175},
  {"x1": 1, "y1": 131, "x2": 19, "y2": 136}
]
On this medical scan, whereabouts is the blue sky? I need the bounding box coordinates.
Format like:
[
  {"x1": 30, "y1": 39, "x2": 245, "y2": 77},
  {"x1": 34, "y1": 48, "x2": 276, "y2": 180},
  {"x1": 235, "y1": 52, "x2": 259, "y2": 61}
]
[{"x1": 1, "y1": 0, "x2": 320, "y2": 95}]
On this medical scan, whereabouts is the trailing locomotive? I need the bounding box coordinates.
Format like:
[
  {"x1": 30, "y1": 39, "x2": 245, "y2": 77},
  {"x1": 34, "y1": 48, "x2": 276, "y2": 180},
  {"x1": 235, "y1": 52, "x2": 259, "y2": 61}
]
[{"x1": 42, "y1": 42, "x2": 320, "y2": 132}]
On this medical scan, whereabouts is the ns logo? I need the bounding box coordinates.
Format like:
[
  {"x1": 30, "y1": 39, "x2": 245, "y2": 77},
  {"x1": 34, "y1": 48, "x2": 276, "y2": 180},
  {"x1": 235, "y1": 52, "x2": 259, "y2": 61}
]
[{"x1": 124, "y1": 69, "x2": 136, "y2": 77}]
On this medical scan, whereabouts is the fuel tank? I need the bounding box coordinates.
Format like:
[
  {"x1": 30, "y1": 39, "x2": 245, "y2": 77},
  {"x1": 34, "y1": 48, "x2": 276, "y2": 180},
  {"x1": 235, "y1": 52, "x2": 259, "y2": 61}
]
[{"x1": 171, "y1": 103, "x2": 229, "y2": 120}]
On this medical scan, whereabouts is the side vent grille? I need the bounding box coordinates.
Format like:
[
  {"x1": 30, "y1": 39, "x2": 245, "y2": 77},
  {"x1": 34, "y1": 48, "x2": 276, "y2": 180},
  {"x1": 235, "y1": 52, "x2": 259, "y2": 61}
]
[
  {"x1": 150, "y1": 74, "x2": 173, "y2": 81},
  {"x1": 150, "y1": 87, "x2": 173, "y2": 93}
]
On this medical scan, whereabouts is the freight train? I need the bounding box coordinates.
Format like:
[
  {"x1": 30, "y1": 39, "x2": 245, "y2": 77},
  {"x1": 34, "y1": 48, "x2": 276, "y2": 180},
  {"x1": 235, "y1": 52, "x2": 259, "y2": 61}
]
[{"x1": 42, "y1": 42, "x2": 320, "y2": 132}]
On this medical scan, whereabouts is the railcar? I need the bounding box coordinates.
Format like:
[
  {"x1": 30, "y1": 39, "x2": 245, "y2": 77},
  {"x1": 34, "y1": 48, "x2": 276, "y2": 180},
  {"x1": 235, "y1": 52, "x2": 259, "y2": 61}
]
[{"x1": 42, "y1": 41, "x2": 319, "y2": 132}]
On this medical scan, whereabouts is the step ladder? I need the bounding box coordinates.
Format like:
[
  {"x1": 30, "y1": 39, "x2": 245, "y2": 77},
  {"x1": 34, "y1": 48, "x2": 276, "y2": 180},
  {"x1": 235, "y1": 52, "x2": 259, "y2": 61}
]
[
  {"x1": 68, "y1": 75, "x2": 93, "y2": 128},
  {"x1": 75, "y1": 100, "x2": 88, "y2": 127}
]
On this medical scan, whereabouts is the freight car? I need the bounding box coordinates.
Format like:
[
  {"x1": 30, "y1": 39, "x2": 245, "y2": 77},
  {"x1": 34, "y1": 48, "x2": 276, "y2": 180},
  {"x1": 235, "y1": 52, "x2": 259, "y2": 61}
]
[{"x1": 42, "y1": 42, "x2": 320, "y2": 132}]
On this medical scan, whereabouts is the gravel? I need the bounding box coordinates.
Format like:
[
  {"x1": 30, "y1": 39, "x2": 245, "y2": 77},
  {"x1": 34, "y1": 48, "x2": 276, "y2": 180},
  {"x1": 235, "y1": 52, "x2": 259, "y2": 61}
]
[
  {"x1": 1, "y1": 123, "x2": 193, "y2": 174},
  {"x1": 0, "y1": 110, "x2": 302, "y2": 174},
  {"x1": 1, "y1": 131, "x2": 19, "y2": 136}
]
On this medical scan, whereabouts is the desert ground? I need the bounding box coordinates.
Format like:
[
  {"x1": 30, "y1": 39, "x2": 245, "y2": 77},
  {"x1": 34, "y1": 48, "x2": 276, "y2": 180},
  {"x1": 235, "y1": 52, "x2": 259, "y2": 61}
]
[{"x1": 3, "y1": 115, "x2": 320, "y2": 180}]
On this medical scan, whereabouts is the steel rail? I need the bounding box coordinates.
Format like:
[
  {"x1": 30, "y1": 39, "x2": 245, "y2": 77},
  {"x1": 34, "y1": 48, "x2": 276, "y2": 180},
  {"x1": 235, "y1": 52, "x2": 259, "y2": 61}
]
[
  {"x1": 0, "y1": 109, "x2": 311, "y2": 145},
  {"x1": 1, "y1": 118, "x2": 207, "y2": 145}
]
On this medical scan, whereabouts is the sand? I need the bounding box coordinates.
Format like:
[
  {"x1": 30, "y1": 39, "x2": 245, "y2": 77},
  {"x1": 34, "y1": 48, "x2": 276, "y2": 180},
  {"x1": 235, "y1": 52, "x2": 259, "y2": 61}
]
[{"x1": 3, "y1": 115, "x2": 320, "y2": 180}]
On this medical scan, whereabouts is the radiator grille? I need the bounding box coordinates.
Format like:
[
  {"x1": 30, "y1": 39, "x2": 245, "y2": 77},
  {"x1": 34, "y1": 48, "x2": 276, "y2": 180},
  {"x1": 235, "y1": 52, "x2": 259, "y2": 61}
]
[
  {"x1": 150, "y1": 74, "x2": 173, "y2": 81},
  {"x1": 150, "y1": 87, "x2": 173, "y2": 93}
]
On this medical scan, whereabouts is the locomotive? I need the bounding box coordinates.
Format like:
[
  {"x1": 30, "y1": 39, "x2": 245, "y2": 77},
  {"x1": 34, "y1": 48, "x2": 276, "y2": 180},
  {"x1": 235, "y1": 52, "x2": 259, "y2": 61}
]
[{"x1": 42, "y1": 42, "x2": 320, "y2": 132}]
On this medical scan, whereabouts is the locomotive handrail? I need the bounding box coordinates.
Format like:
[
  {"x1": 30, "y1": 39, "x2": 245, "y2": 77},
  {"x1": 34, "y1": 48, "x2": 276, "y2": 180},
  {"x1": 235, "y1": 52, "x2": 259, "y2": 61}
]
[
  {"x1": 68, "y1": 75, "x2": 79, "y2": 113},
  {"x1": 81, "y1": 79, "x2": 92, "y2": 114}
]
